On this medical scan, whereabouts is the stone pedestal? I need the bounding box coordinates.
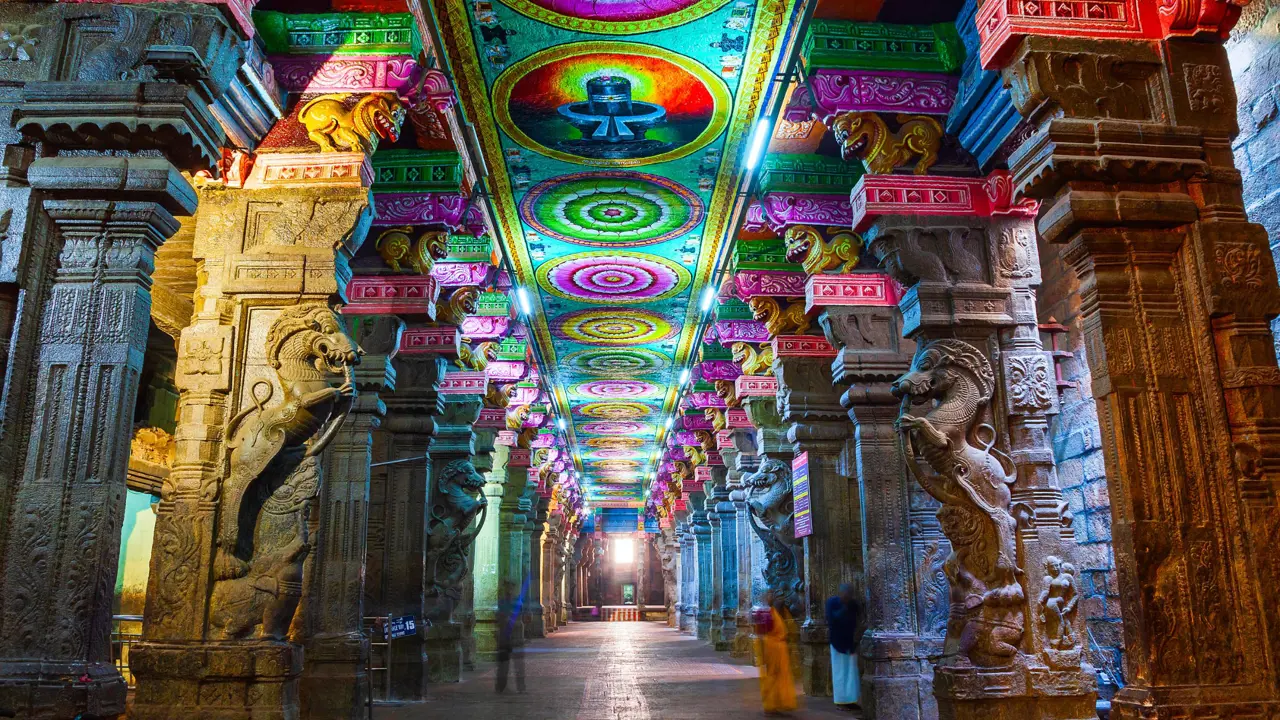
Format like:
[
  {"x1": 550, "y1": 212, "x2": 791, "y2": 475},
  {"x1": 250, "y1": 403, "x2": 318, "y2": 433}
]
[
  {"x1": 0, "y1": 157, "x2": 192, "y2": 719},
  {"x1": 301, "y1": 316, "x2": 400, "y2": 720}
]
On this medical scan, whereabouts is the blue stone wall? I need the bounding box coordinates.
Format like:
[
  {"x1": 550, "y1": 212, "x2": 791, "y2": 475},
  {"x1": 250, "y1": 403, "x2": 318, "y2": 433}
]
[
  {"x1": 1229, "y1": 1, "x2": 1280, "y2": 354},
  {"x1": 1036, "y1": 239, "x2": 1125, "y2": 694}
]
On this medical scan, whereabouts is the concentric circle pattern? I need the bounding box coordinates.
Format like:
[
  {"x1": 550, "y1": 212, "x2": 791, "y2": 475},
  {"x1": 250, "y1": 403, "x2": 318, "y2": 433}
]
[
  {"x1": 590, "y1": 449, "x2": 645, "y2": 460},
  {"x1": 521, "y1": 172, "x2": 704, "y2": 246},
  {"x1": 496, "y1": 0, "x2": 734, "y2": 34},
  {"x1": 576, "y1": 401, "x2": 653, "y2": 420},
  {"x1": 564, "y1": 348, "x2": 669, "y2": 377},
  {"x1": 585, "y1": 436, "x2": 645, "y2": 449},
  {"x1": 592, "y1": 459, "x2": 640, "y2": 472},
  {"x1": 538, "y1": 252, "x2": 690, "y2": 304},
  {"x1": 580, "y1": 421, "x2": 650, "y2": 436},
  {"x1": 573, "y1": 379, "x2": 662, "y2": 399},
  {"x1": 556, "y1": 309, "x2": 674, "y2": 346}
]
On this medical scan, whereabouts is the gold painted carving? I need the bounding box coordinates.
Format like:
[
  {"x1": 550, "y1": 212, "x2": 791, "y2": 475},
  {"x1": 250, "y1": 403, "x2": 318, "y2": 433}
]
[
  {"x1": 749, "y1": 296, "x2": 811, "y2": 336},
  {"x1": 298, "y1": 93, "x2": 406, "y2": 153},
  {"x1": 456, "y1": 341, "x2": 497, "y2": 372},
  {"x1": 485, "y1": 381, "x2": 515, "y2": 409},
  {"x1": 706, "y1": 407, "x2": 727, "y2": 431},
  {"x1": 437, "y1": 285, "x2": 480, "y2": 326},
  {"x1": 376, "y1": 227, "x2": 449, "y2": 274},
  {"x1": 731, "y1": 342, "x2": 774, "y2": 376},
  {"x1": 714, "y1": 379, "x2": 741, "y2": 408},
  {"x1": 831, "y1": 112, "x2": 943, "y2": 175},
  {"x1": 783, "y1": 225, "x2": 862, "y2": 275}
]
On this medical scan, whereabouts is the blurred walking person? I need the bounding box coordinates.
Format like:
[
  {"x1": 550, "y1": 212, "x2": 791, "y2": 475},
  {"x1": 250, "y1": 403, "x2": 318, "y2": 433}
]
[
  {"x1": 755, "y1": 590, "x2": 797, "y2": 715},
  {"x1": 826, "y1": 584, "x2": 860, "y2": 711},
  {"x1": 496, "y1": 579, "x2": 527, "y2": 693}
]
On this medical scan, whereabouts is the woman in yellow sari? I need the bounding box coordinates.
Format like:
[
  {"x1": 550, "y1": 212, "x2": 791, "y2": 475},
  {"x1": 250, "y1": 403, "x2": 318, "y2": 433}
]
[{"x1": 755, "y1": 591, "x2": 798, "y2": 715}]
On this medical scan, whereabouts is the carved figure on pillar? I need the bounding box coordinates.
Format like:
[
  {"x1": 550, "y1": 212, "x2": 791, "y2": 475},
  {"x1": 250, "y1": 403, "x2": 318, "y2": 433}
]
[
  {"x1": 892, "y1": 338, "x2": 1023, "y2": 667},
  {"x1": 749, "y1": 296, "x2": 811, "y2": 336},
  {"x1": 425, "y1": 459, "x2": 488, "y2": 624},
  {"x1": 783, "y1": 225, "x2": 862, "y2": 275},
  {"x1": 830, "y1": 111, "x2": 943, "y2": 174},
  {"x1": 744, "y1": 458, "x2": 802, "y2": 615}
]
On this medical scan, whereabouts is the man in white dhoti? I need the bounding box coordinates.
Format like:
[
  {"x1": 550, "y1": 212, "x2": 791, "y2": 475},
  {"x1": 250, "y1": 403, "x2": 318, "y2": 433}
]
[{"x1": 825, "y1": 583, "x2": 860, "y2": 711}]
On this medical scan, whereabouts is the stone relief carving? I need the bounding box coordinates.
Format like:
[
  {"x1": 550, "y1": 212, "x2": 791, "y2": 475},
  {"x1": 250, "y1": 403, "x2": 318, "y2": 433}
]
[
  {"x1": 749, "y1": 296, "x2": 811, "y2": 336},
  {"x1": 744, "y1": 458, "x2": 803, "y2": 615},
  {"x1": 892, "y1": 338, "x2": 1024, "y2": 667},
  {"x1": 1005, "y1": 354, "x2": 1054, "y2": 414},
  {"x1": 830, "y1": 111, "x2": 943, "y2": 174},
  {"x1": 437, "y1": 285, "x2": 480, "y2": 326},
  {"x1": 425, "y1": 458, "x2": 488, "y2": 621},
  {"x1": 783, "y1": 224, "x2": 862, "y2": 275},
  {"x1": 456, "y1": 341, "x2": 497, "y2": 372},
  {"x1": 298, "y1": 93, "x2": 406, "y2": 153},
  {"x1": 0, "y1": 24, "x2": 38, "y2": 62},
  {"x1": 1038, "y1": 556, "x2": 1079, "y2": 652},
  {"x1": 867, "y1": 224, "x2": 985, "y2": 287},
  {"x1": 1184, "y1": 63, "x2": 1228, "y2": 113},
  {"x1": 212, "y1": 305, "x2": 359, "y2": 588},
  {"x1": 713, "y1": 379, "x2": 741, "y2": 408}
]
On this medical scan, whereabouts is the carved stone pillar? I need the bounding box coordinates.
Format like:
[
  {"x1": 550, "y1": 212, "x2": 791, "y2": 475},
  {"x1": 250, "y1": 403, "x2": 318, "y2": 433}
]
[
  {"x1": 690, "y1": 491, "x2": 714, "y2": 641},
  {"x1": 424, "y1": 393, "x2": 483, "y2": 683},
  {"x1": 741, "y1": 395, "x2": 803, "y2": 617},
  {"x1": 0, "y1": 157, "x2": 192, "y2": 718},
  {"x1": 713, "y1": 468, "x2": 740, "y2": 653},
  {"x1": 706, "y1": 477, "x2": 726, "y2": 648},
  {"x1": 301, "y1": 316, "x2": 402, "y2": 720},
  {"x1": 366, "y1": 356, "x2": 443, "y2": 702},
  {"x1": 989, "y1": 23, "x2": 1280, "y2": 717},
  {"x1": 459, "y1": 427, "x2": 497, "y2": 670},
  {"x1": 774, "y1": 351, "x2": 858, "y2": 698},
  {"x1": 820, "y1": 305, "x2": 942, "y2": 720},
  {"x1": 721, "y1": 427, "x2": 758, "y2": 657},
  {"x1": 525, "y1": 496, "x2": 548, "y2": 638},
  {"x1": 500, "y1": 444, "x2": 532, "y2": 644},
  {"x1": 473, "y1": 441, "x2": 508, "y2": 661},
  {"x1": 678, "y1": 520, "x2": 696, "y2": 634},
  {"x1": 130, "y1": 182, "x2": 373, "y2": 719},
  {"x1": 865, "y1": 212, "x2": 1096, "y2": 719},
  {"x1": 543, "y1": 524, "x2": 561, "y2": 633}
]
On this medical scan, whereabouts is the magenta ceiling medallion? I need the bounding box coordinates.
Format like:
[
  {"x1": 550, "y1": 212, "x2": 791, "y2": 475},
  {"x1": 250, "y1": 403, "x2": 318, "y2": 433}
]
[
  {"x1": 573, "y1": 379, "x2": 663, "y2": 399},
  {"x1": 537, "y1": 251, "x2": 691, "y2": 304}
]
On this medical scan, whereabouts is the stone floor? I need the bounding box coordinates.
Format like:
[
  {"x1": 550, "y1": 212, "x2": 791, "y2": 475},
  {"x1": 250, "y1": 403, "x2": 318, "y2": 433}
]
[{"x1": 379, "y1": 621, "x2": 855, "y2": 720}]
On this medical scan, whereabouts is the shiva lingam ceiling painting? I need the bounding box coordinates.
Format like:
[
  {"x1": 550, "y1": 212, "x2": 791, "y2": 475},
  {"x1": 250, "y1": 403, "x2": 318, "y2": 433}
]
[{"x1": 437, "y1": 0, "x2": 800, "y2": 506}]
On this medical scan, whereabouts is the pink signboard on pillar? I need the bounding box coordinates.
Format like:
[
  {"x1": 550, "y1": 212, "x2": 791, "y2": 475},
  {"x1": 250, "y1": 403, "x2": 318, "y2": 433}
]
[{"x1": 792, "y1": 451, "x2": 812, "y2": 539}]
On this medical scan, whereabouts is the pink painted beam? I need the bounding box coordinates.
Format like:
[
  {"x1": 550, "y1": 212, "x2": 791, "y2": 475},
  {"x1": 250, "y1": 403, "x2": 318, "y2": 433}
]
[
  {"x1": 476, "y1": 408, "x2": 507, "y2": 428},
  {"x1": 399, "y1": 325, "x2": 459, "y2": 356},
  {"x1": 271, "y1": 55, "x2": 421, "y2": 95},
  {"x1": 679, "y1": 415, "x2": 715, "y2": 431},
  {"x1": 851, "y1": 171, "x2": 1038, "y2": 230},
  {"x1": 786, "y1": 69, "x2": 957, "y2": 121},
  {"x1": 699, "y1": 360, "x2": 741, "y2": 382},
  {"x1": 733, "y1": 271, "x2": 807, "y2": 300},
  {"x1": 760, "y1": 192, "x2": 851, "y2": 230},
  {"x1": 373, "y1": 192, "x2": 469, "y2": 227},
  {"x1": 687, "y1": 392, "x2": 727, "y2": 410},
  {"x1": 432, "y1": 262, "x2": 492, "y2": 288},
  {"x1": 735, "y1": 375, "x2": 779, "y2": 397},
  {"x1": 459, "y1": 315, "x2": 509, "y2": 340},
  {"x1": 440, "y1": 371, "x2": 487, "y2": 395},
  {"x1": 726, "y1": 408, "x2": 751, "y2": 429},
  {"x1": 486, "y1": 360, "x2": 526, "y2": 382},
  {"x1": 772, "y1": 335, "x2": 837, "y2": 359},
  {"x1": 804, "y1": 273, "x2": 901, "y2": 314},
  {"x1": 343, "y1": 275, "x2": 439, "y2": 317},
  {"x1": 712, "y1": 319, "x2": 771, "y2": 345}
]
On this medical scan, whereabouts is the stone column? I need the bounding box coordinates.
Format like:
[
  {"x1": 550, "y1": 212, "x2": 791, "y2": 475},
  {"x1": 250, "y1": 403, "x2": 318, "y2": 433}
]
[
  {"x1": 473, "y1": 441, "x2": 508, "y2": 661},
  {"x1": 774, "y1": 348, "x2": 858, "y2": 697},
  {"x1": 369, "y1": 356, "x2": 444, "y2": 702},
  {"x1": 741, "y1": 394, "x2": 803, "y2": 616},
  {"x1": 690, "y1": 491, "x2": 714, "y2": 641},
  {"x1": 301, "y1": 316, "x2": 402, "y2": 719},
  {"x1": 500, "y1": 445, "x2": 532, "y2": 643},
  {"x1": 525, "y1": 496, "x2": 548, "y2": 638},
  {"x1": 424, "y1": 393, "x2": 484, "y2": 683},
  {"x1": 984, "y1": 16, "x2": 1280, "y2": 717},
  {"x1": 866, "y1": 212, "x2": 1096, "y2": 718},
  {"x1": 706, "y1": 479, "x2": 726, "y2": 647},
  {"x1": 820, "y1": 305, "x2": 941, "y2": 720},
  {"x1": 678, "y1": 520, "x2": 696, "y2": 634},
  {"x1": 130, "y1": 180, "x2": 374, "y2": 718},
  {"x1": 714, "y1": 469, "x2": 740, "y2": 653},
  {"x1": 543, "y1": 523, "x2": 561, "y2": 633},
  {"x1": 460, "y1": 427, "x2": 497, "y2": 669},
  {"x1": 0, "y1": 157, "x2": 192, "y2": 718},
  {"x1": 720, "y1": 427, "x2": 758, "y2": 657}
]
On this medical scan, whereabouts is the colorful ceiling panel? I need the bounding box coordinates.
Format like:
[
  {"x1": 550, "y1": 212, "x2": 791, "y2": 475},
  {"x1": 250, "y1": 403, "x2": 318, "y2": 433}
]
[{"x1": 435, "y1": 0, "x2": 802, "y2": 505}]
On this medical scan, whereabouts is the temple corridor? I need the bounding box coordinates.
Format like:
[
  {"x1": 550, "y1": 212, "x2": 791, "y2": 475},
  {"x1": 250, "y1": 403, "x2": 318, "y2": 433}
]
[{"x1": 377, "y1": 622, "x2": 846, "y2": 720}]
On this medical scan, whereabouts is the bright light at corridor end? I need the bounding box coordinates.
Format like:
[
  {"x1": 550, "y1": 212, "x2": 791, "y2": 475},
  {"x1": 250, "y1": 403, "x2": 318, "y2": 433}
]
[
  {"x1": 516, "y1": 287, "x2": 533, "y2": 315},
  {"x1": 744, "y1": 117, "x2": 772, "y2": 171}
]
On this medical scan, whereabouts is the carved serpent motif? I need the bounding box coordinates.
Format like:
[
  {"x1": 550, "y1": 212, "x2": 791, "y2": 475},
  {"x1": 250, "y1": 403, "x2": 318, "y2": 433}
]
[
  {"x1": 891, "y1": 338, "x2": 1024, "y2": 667},
  {"x1": 425, "y1": 459, "x2": 488, "y2": 620}
]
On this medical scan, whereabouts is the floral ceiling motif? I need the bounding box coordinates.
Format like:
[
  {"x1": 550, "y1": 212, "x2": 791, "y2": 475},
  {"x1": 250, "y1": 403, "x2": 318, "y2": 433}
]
[{"x1": 439, "y1": 0, "x2": 797, "y2": 505}]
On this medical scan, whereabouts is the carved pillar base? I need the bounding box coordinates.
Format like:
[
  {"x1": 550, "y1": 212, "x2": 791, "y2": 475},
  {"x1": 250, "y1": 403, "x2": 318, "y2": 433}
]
[
  {"x1": 388, "y1": 632, "x2": 427, "y2": 701},
  {"x1": 858, "y1": 634, "x2": 940, "y2": 720},
  {"x1": 0, "y1": 661, "x2": 125, "y2": 720},
  {"x1": 131, "y1": 641, "x2": 303, "y2": 720},
  {"x1": 800, "y1": 627, "x2": 833, "y2": 699},
  {"x1": 425, "y1": 623, "x2": 463, "y2": 684},
  {"x1": 935, "y1": 664, "x2": 1096, "y2": 720},
  {"x1": 299, "y1": 633, "x2": 369, "y2": 720}
]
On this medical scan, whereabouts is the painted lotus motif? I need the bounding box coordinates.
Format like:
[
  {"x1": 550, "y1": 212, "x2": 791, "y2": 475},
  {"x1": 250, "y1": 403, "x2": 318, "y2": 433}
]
[
  {"x1": 520, "y1": 172, "x2": 704, "y2": 246},
  {"x1": 555, "y1": 308, "x2": 674, "y2": 345},
  {"x1": 493, "y1": 42, "x2": 731, "y2": 167},
  {"x1": 538, "y1": 251, "x2": 691, "y2": 304},
  {"x1": 564, "y1": 348, "x2": 670, "y2": 377}
]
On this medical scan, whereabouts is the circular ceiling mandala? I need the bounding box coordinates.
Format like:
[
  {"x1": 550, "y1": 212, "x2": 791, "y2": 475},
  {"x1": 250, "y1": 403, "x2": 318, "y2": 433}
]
[
  {"x1": 521, "y1": 172, "x2": 704, "y2": 246},
  {"x1": 573, "y1": 379, "x2": 663, "y2": 399},
  {"x1": 590, "y1": 449, "x2": 645, "y2": 460},
  {"x1": 538, "y1": 251, "x2": 690, "y2": 304},
  {"x1": 580, "y1": 420, "x2": 650, "y2": 435},
  {"x1": 556, "y1": 308, "x2": 674, "y2": 346},
  {"x1": 496, "y1": 0, "x2": 734, "y2": 34},
  {"x1": 592, "y1": 459, "x2": 640, "y2": 472},
  {"x1": 576, "y1": 401, "x2": 653, "y2": 419},
  {"x1": 493, "y1": 42, "x2": 732, "y2": 167},
  {"x1": 564, "y1": 348, "x2": 669, "y2": 377}
]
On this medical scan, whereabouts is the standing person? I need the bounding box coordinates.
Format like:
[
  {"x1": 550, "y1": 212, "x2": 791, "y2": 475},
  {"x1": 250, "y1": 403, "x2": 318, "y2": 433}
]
[
  {"x1": 825, "y1": 584, "x2": 860, "y2": 711},
  {"x1": 495, "y1": 580, "x2": 527, "y2": 693},
  {"x1": 755, "y1": 590, "x2": 797, "y2": 715}
]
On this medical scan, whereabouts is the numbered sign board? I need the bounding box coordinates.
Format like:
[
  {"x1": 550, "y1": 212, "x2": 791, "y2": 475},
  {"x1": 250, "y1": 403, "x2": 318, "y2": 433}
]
[{"x1": 387, "y1": 615, "x2": 418, "y2": 639}]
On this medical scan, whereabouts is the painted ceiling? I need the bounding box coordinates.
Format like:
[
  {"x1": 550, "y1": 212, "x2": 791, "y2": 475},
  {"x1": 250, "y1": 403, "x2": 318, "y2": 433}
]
[{"x1": 435, "y1": 0, "x2": 802, "y2": 506}]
